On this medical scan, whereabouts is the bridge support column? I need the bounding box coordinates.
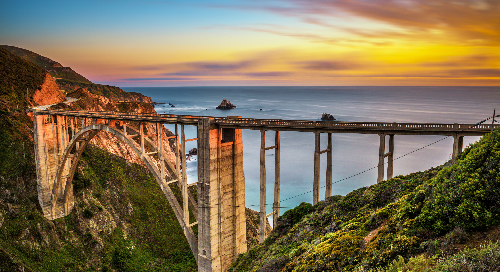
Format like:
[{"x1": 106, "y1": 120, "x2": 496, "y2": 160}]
[
  {"x1": 314, "y1": 133, "x2": 334, "y2": 203},
  {"x1": 325, "y1": 133, "x2": 333, "y2": 199},
  {"x1": 273, "y1": 131, "x2": 280, "y2": 228},
  {"x1": 259, "y1": 130, "x2": 280, "y2": 237},
  {"x1": 387, "y1": 134, "x2": 394, "y2": 180},
  {"x1": 378, "y1": 134, "x2": 395, "y2": 182},
  {"x1": 33, "y1": 112, "x2": 75, "y2": 220},
  {"x1": 197, "y1": 118, "x2": 246, "y2": 272},
  {"x1": 452, "y1": 134, "x2": 464, "y2": 160},
  {"x1": 313, "y1": 132, "x2": 320, "y2": 205},
  {"x1": 259, "y1": 130, "x2": 267, "y2": 243},
  {"x1": 378, "y1": 134, "x2": 385, "y2": 183}
]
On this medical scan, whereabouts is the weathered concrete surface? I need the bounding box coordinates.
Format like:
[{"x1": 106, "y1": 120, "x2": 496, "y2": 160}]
[
  {"x1": 34, "y1": 114, "x2": 74, "y2": 219},
  {"x1": 197, "y1": 120, "x2": 247, "y2": 272}
]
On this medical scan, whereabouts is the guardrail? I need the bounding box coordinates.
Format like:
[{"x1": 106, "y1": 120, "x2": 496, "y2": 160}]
[{"x1": 33, "y1": 109, "x2": 499, "y2": 132}]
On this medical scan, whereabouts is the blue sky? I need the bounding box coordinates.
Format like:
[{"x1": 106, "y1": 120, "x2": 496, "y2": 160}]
[{"x1": 2, "y1": 0, "x2": 500, "y2": 86}]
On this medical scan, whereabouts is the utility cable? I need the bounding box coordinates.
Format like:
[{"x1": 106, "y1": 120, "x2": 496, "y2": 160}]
[{"x1": 249, "y1": 115, "x2": 498, "y2": 206}]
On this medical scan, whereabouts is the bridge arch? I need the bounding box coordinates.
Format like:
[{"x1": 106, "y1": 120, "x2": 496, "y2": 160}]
[{"x1": 49, "y1": 123, "x2": 198, "y2": 259}]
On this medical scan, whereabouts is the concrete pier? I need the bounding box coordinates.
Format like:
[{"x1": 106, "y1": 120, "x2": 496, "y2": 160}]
[{"x1": 197, "y1": 119, "x2": 246, "y2": 271}]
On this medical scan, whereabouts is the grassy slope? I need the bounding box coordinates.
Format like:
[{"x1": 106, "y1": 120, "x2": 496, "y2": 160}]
[
  {"x1": 1, "y1": 45, "x2": 91, "y2": 84},
  {"x1": 0, "y1": 47, "x2": 46, "y2": 109},
  {"x1": 231, "y1": 129, "x2": 500, "y2": 271}
]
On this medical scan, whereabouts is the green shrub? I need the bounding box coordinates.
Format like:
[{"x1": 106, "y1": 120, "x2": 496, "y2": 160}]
[
  {"x1": 437, "y1": 242, "x2": 500, "y2": 271},
  {"x1": 377, "y1": 255, "x2": 437, "y2": 272}
]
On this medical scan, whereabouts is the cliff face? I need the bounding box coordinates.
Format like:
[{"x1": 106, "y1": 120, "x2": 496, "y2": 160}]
[
  {"x1": 31, "y1": 73, "x2": 65, "y2": 106},
  {"x1": 58, "y1": 89, "x2": 175, "y2": 166}
]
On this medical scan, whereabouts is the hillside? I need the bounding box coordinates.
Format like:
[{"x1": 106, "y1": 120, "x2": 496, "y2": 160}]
[
  {"x1": 1, "y1": 45, "x2": 91, "y2": 84},
  {"x1": 0, "y1": 47, "x2": 267, "y2": 271},
  {"x1": 231, "y1": 129, "x2": 500, "y2": 271},
  {"x1": 0, "y1": 47, "x2": 47, "y2": 109},
  {"x1": 1, "y1": 45, "x2": 151, "y2": 103},
  {"x1": 0, "y1": 46, "x2": 199, "y2": 271}
]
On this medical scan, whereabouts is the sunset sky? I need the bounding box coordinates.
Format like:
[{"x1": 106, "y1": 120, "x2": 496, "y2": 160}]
[{"x1": 2, "y1": 0, "x2": 500, "y2": 86}]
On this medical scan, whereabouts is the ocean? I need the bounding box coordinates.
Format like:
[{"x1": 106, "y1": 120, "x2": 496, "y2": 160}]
[{"x1": 123, "y1": 86, "x2": 500, "y2": 217}]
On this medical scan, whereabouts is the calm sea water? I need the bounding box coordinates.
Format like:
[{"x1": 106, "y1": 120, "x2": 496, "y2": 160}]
[{"x1": 123, "y1": 86, "x2": 500, "y2": 216}]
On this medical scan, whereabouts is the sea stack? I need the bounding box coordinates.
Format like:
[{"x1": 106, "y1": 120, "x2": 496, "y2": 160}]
[
  {"x1": 216, "y1": 99, "x2": 236, "y2": 109},
  {"x1": 321, "y1": 113, "x2": 336, "y2": 121}
]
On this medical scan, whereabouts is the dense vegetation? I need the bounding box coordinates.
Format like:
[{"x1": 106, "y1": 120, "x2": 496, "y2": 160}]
[
  {"x1": 1, "y1": 45, "x2": 91, "y2": 84},
  {"x1": 231, "y1": 129, "x2": 500, "y2": 271},
  {"x1": 0, "y1": 138, "x2": 197, "y2": 271},
  {"x1": 0, "y1": 47, "x2": 46, "y2": 109}
]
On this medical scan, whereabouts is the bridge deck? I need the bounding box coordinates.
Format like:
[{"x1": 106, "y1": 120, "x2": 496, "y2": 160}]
[{"x1": 34, "y1": 109, "x2": 498, "y2": 136}]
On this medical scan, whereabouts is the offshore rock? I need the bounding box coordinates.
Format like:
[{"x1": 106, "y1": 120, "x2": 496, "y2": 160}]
[
  {"x1": 321, "y1": 113, "x2": 336, "y2": 121},
  {"x1": 216, "y1": 99, "x2": 236, "y2": 109}
]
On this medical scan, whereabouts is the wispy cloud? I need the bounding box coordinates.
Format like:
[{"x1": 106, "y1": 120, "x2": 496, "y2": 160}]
[
  {"x1": 215, "y1": 0, "x2": 500, "y2": 46},
  {"x1": 418, "y1": 54, "x2": 496, "y2": 68},
  {"x1": 124, "y1": 77, "x2": 195, "y2": 81},
  {"x1": 296, "y1": 60, "x2": 361, "y2": 71},
  {"x1": 244, "y1": 71, "x2": 292, "y2": 77}
]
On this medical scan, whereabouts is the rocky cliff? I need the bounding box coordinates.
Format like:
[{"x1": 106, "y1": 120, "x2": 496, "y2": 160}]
[{"x1": 32, "y1": 73, "x2": 66, "y2": 106}]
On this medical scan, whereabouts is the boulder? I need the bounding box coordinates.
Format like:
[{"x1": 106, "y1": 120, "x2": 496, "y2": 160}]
[{"x1": 216, "y1": 99, "x2": 236, "y2": 109}]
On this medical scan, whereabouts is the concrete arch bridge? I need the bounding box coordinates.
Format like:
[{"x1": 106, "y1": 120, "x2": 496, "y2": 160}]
[{"x1": 32, "y1": 109, "x2": 498, "y2": 271}]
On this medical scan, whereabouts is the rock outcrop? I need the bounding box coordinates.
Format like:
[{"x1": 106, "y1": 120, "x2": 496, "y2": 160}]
[
  {"x1": 32, "y1": 73, "x2": 66, "y2": 106},
  {"x1": 60, "y1": 90, "x2": 176, "y2": 167},
  {"x1": 245, "y1": 208, "x2": 272, "y2": 249},
  {"x1": 216, "y1": 99, "x2": 236, "y2": 109},
  {"x1": 321, "y1": 113, "x2": 336, "y2": 121}
]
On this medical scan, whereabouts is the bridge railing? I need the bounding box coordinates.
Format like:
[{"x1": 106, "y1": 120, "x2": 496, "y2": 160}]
[
  {"x1": 33, "y1": 109, "x2": 500, "y2": 131},
  {"x1": 215, "y1": 118, "x2": 499, "y2": 131}
]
